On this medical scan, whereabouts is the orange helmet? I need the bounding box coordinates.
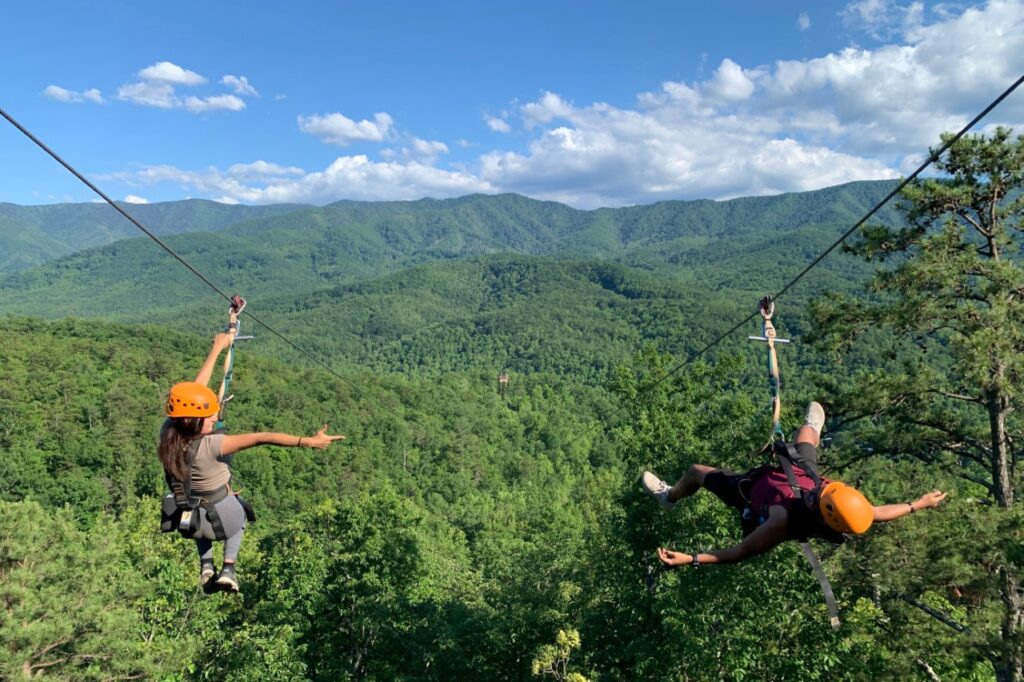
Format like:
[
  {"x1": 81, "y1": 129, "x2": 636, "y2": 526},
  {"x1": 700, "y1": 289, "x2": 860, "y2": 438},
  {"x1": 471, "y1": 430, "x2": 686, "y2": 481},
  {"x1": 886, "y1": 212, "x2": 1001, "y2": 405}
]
[
  {"x1": 819, "y1": 481, "x2": 873, "y2": 534},
  {"x1": 165, "y1": 382, "x2": 219, "y2": 418}
]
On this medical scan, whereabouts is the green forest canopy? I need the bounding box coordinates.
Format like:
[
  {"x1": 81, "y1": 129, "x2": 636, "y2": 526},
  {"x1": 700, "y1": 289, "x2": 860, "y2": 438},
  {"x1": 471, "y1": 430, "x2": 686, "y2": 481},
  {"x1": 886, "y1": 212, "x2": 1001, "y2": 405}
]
[{"x1": 2, "y1": 134, "x2": 1024, "y2": 682}]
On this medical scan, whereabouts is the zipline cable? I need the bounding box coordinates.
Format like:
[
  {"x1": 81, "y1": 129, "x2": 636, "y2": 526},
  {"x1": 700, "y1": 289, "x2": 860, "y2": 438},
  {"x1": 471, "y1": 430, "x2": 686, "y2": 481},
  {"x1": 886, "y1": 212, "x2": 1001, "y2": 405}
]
[
  {"x1": 565, "y1": 72, "x2": 1024, "y2": 448},
  {"x1": 0, "y1": 105, "x2": 416, "y2": 428}
]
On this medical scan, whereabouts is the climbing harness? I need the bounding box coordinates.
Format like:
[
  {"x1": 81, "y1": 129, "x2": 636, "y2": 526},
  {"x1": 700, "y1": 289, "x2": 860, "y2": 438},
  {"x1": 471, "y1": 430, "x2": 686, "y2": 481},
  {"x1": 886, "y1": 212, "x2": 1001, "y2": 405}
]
[
  {"x1": 160, "y1": 437, "x2": 230, "y2": 540},
  {"x1": 748, "y1": 296, "x2": 842, "y2": 629}
]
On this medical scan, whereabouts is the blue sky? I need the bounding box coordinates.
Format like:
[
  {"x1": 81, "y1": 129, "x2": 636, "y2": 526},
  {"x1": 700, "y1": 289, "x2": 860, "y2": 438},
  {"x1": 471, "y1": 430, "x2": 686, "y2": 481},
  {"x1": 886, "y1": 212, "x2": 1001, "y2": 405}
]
[{"x1": 2, "y1": 0, "x2": 1023, "y2": 208}]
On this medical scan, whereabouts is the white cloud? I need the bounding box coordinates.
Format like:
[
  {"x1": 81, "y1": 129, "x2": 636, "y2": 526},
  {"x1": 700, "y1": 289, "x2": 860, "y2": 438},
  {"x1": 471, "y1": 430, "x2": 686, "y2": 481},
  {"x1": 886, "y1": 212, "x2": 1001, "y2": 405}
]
[
  {"x1": 297, "y1": 112, "x2": 394, "y2": 145},
  {"x1": 703, "y1": 58, "x2": 757, "y2": 102},
  {"x1": 227, "y1": 161, "x2": 306, "y2": 180},
  {"x1": 183, "y1": 94, "x2": 246, "y2": 112},
  {"x1": 138, "y1": 61, "x2": 206, "y2": 86},
  {"x1": 123, "y1": 194, "x2": 149, "y2": 204},
  {"x1": 118, "y1": 81, "x2": 177, "y2": 108},
  {"x1": 798, "y1": 12, "x2": 811, "y2": 30},
  {"x1": 44, "y1": 85, "x2": 104, "y2": 104},
  {"x1": 104, "y1": 156, "x2": 491, "y2": 205},
  {"x1": 100, "y1": 1, "x2": 1024, "y2": 208},
  {"x1": 485, "y1": 114, "x2": 512, "y2": 133},
  {"x1": 222, "y1": 75, "x2": 258, "y2": 96},
  {"x1": 117, "y1": 61, "x2": 250, "y2": 114},
  {"x1": 842, "y1": 0, "x2": 926, "y2": 40},
  {"x1": 521, "y1": 92, "x2": 575, "y2": 128}
]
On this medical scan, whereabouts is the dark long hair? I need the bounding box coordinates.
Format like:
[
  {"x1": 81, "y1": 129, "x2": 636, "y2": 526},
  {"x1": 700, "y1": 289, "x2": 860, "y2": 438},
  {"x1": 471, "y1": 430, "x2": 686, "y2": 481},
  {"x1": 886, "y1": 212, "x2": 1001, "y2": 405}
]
[{"x1": 158, "y1": 417, "x2": 204, "y2": 481}]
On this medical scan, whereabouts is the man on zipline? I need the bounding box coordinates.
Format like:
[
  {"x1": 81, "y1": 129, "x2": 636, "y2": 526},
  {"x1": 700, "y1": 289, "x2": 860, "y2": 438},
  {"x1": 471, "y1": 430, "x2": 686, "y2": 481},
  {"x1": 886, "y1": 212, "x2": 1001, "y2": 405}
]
[{"x1": 642, "y1": 401, "x2": 947, "y2": 567}]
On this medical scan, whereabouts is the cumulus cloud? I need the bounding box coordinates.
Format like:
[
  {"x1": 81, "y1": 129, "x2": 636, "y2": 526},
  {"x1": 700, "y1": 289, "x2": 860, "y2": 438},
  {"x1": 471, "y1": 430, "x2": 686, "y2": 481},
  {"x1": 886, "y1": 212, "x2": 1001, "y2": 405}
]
[
  {"x1": 138, "y1": 61, "x2": 206, "y2": 86},
  {"x1": 103, "y1": 157, "x2": 491, "y2": 205},
  {"x1": 297, "y1": 112, "x2": 394, "y2": 145},
  {"x1": 704, "y1": 58, "x2": 757, "y2": 102},
  {"x1": 485, "y1": 114, "x2": 512, "y2": 133},
  {"x1": 118, "y1": 81, "x2": 177, "y2": 108},
  {"x1": 44, "y1": 85, "x2": 104, "y2": 104},
  {"x1": 222, "y1": 75, "x2": 258, "y2": 96},
  {"x1": 183, "y1": 94, "x2": 246, "y2": 112},
  {"x1": 798, "y1": 12, "x2": 811, "y2": 30},
  {"x1": 117, "y1": 61, "x2": 254, "y2": 113},
  {"x1": 101, "y1": 1, "x2": 1024, "y2": 208},
  {"x1": 123, "y1": 194, "x2": 149, "y2": 204},
  {"x1": 521, "y1": 92, "x2": 575, "y2": 128}
]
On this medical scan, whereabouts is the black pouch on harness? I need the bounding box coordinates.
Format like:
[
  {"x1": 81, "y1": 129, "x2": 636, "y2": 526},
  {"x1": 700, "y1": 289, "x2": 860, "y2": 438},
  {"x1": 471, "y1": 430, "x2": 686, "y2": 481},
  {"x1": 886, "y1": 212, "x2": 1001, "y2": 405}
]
[
  {"x1": 160, "y1": 494, "x2": 182, "y2": 533},
  {"x1": 237, "y1": 495, "x2": 256, "y2": 523}
]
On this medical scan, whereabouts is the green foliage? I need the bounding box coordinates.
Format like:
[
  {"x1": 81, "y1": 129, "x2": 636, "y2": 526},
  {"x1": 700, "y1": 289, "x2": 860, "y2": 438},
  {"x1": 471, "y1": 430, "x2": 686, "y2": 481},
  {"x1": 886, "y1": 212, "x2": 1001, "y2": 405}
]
[
  {"x1": 811, "y1": 128, "x2": 1024, "y2": 680},
  {"x1": 1, "y1": 170, "x2": 1011, "y2": 680},
  {"x1": 0, "y1": 500, "x2": 172, "y2": 680}
]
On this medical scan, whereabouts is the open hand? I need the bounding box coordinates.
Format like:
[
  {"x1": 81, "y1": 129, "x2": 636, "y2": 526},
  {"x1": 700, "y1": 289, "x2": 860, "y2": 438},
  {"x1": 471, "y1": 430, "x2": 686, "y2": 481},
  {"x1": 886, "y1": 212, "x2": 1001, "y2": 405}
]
[
  {"x1": 657, "y1": 547, "x2": 692, "y2": 567},
  {"x1": 915, "y1": 490, "x2": 947, "y2": 510},
  {"x1": 305, "y1": 425, "x2": 346, "y2": 449}
]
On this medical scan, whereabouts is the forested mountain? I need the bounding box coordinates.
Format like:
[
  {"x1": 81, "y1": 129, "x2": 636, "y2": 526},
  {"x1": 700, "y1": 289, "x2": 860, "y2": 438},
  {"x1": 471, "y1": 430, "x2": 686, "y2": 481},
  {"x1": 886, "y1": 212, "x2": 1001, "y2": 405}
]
[
  {"x1": 4, "y1": 148, "x2": 1022, "y2": 682},
  {"x1": 0, "y1": 181, "x2": 898, "y2": 375},
  {"x1": 0, "y1": 199, "x2": 306, "y2": 272}
]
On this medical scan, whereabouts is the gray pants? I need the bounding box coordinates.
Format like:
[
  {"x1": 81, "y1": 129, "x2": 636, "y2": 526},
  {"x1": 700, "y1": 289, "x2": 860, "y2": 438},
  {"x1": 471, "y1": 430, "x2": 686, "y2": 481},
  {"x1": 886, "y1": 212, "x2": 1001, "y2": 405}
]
[{"x1": 194, "y1": 495, "x2": 247, "y2": 563}]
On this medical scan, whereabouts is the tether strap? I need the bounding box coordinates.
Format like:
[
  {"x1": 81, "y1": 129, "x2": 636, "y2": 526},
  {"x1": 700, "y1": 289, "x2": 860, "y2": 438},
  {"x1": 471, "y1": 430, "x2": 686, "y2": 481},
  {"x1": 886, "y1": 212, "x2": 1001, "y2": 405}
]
[
  {"x1": 748, "y1": 297, "x2": 790, "y2": 444},
  {"x1": 800, "y1": 543, "x2": 841, "y2": 630},
  {"x1": 167, "y1": 438, "x2": 204, "y2": 509},
  {"x1": 216, "y1": 295, "x2": 246, "y2": 431},
  {"x1": 775, "y1": 443, "x2": 841, "y2": 629}
]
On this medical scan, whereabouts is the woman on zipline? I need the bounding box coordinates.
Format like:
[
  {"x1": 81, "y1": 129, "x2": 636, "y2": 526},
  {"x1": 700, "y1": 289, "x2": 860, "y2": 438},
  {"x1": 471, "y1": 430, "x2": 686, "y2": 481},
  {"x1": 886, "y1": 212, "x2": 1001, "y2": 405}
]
[
  {"x1": 158, "y1": 330, "x2": 345, "y2": 592},
  {"x1": 642, "y1": 401, "x2": 947, "y2": 567}
]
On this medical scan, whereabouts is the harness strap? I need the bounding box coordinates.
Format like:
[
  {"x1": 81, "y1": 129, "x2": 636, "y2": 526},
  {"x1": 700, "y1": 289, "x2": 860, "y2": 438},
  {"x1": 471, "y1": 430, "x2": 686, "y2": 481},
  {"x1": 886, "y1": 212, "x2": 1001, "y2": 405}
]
[
  {"x1": 167, "y1": 437, "x2": 204, "y2": 510},
  {"x1": 202, "y1": 496, "x2": 228, "y2": 541},
  {"x1": 774, "y1": 442, "x2": 841, "y2": 629},
  {"x1": 193, "y1": 486, "x2": 230, "y2": 505},
  {"x1": 800, "y1": 542, "x2": 842, "y2": 630}
]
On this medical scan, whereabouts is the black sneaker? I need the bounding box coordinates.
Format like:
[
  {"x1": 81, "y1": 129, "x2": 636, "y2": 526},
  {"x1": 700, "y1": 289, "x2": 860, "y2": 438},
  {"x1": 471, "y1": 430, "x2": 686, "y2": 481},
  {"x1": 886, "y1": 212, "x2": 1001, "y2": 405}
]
[
  {"x1": 216, "y1": 564, "x2": 240, "y2": 593},
  {"x1": 199, "y1": 560, "x2": 216, "y2": 588}
]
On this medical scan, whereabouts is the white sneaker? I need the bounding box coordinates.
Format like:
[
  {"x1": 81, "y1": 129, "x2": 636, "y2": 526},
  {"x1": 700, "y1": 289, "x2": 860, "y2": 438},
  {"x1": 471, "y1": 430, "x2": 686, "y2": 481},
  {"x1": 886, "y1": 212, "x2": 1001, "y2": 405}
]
[
  {"x1": 641, "y1": 471, "x2": 676, "y2": 509},
  {"x1": 805, "y1": 401, "x2": 825, "y2": 434}
]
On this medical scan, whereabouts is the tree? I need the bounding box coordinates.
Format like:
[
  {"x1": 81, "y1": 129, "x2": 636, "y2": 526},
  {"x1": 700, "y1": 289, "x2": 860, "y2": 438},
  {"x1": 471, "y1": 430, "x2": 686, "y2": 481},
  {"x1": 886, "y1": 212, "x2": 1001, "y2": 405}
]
[{"x1": 811, "y1": 127, "x2": 1024, "y2": 681}]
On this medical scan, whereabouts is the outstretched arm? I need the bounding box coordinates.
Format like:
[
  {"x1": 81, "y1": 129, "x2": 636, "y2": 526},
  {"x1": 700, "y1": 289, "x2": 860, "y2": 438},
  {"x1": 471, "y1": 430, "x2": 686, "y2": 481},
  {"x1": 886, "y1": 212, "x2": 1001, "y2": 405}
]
[
  {"x1": 194, "y1": 332, "x2": 235, "y2": 386},
  {"x1": 658, "y1": 506, "x2": 789, "y2": 567},
  {"x1": 873, "y1": 490, "x2": 947, "y2": 522},
  {"x1": 220, "y1": 425, "x2": 345, "y2": 456}
]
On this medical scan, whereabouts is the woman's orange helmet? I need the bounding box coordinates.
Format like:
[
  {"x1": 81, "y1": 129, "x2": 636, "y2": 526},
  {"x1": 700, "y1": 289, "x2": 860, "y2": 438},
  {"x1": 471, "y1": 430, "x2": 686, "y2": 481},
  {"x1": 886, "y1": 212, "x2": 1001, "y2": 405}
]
[
  {"x1": 165, "y1": 382, "x2": 219, "y2": 418},
  {"x1": 819, "y1": 481, "x2": 873, "y2": 534}
]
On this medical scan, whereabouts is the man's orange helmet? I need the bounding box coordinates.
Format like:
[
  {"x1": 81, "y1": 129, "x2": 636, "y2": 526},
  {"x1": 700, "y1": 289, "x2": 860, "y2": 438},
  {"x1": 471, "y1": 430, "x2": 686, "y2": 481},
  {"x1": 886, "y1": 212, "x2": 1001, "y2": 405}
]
[
  {"x1": 819, "y1": 481, "x2": 873, "y2": 534},
  {"x1": 165, "y1": 382, "x2": 219, "y2": 418}
]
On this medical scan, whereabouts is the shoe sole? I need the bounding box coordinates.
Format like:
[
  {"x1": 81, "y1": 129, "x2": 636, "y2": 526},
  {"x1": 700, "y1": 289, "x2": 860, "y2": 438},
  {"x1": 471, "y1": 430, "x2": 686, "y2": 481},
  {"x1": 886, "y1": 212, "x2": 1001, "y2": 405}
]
[
  {"x1": 640, "y1": 472, "x2": 675, "y2": 509},
  {"x1": 805, "y1": 402, "x2": 826, "y2": 432},
  {"x1": 216, "y1": 578, "x2": 240, "y2": 593}
]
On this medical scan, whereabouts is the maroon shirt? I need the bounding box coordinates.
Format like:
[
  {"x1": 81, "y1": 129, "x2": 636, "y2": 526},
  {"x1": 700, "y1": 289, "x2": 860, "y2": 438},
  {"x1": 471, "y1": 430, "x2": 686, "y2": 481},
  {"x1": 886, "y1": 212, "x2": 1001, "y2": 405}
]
[{"x1": 748, "y1": 466, "x2": 844, "y2": 543}]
